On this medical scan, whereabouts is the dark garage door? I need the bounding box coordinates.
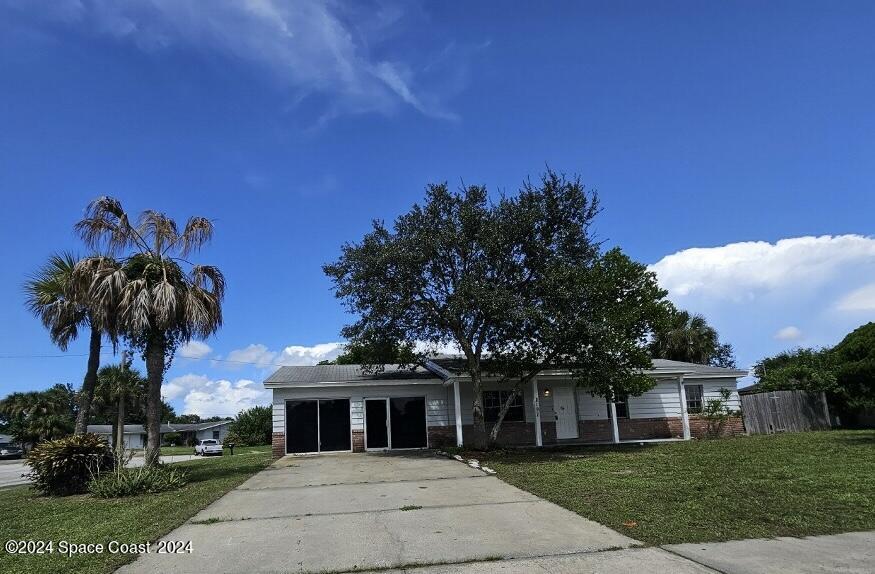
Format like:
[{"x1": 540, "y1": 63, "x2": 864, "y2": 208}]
[
  {"x1": 286, "y1": 399, "x2": 351, "y2": 454},
  {"x1": 389, "y1": 397, "x2": 427, "y2": 449}
]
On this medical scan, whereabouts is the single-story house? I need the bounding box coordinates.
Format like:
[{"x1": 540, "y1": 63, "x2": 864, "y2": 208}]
[
  {"x1": 87, "y1": 420, "x2": 232, "y2": 449},
  {"x1": 265, "y1": 358, "x2": 747, "y2": 457}
]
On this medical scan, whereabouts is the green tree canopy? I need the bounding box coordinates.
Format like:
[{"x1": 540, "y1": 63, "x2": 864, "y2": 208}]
[
  {"x1": 832, "y1": 322, "x2": 875, "y2": 409},
  {"x1": 0, "y1": 384, "x2": 77, "y2": 447},
  {"x1": 325, "y1": 169, "x2": 669, "y2": 446},
  {"x1": 226, "y1": 405, "x2": 272, "y2": 446}
]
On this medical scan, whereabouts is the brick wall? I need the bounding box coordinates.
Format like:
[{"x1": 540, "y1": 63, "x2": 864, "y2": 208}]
[
  {"x1": 352, "y1": 429, "x2": 365, "y2": 452},
  {"x1": 577, "y1": 416, "x2": 746, "y2": 443},
  {"x1": 427, "y1": 425, "x2": 456, "y2": 448},
  {"x1": 271, "y1": 432, "x2": 284, "y2": 458}
]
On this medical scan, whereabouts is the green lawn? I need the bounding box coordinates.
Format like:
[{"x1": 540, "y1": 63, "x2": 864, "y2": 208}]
[
  {"x1": 0, "y1": 445, "x2": 271, "y2": 574},
  {"x1": 476, "y1": 430, "x2": 875, "y2": 545}
]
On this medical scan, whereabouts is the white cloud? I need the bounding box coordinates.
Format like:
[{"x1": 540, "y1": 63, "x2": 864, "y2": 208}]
[
  {"x1": 649, "y1": 235, "x2": 875, "y2": 301},
  {"x1": 163, "y1": 373, "x2": 269, "y2": 418},
  {"x1": 179, "y1": 340, "x2": 212, "y2": 359},
  {"x1": 774, "y1": 326, "x2": 803, "y2": 341},
  {"x1": 221, "y1": 342, "x2": 345, "y2": 369},
  {"x1": 277, "y1": 343, "x2": 344, "y2": 365},
  {"x1": 225, "y1": 343, "x2": 278, "y2": 369},
  {"x1": 836, "y1": 283, "x2": 875, "y2": 312},
  {"x1": 8, "y1": 0, "x2": 455, "y2": 120}
]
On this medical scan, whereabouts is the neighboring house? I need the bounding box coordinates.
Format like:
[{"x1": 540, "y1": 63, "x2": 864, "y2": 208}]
[
  {"x1": 0, "y1": 433, "x2": 13, "y2": 444},
  {"x1": 265, "y1": 358, "x2": 747, "y2": 457},
  {"x1": 87, "y1": 420, "x2": 232, "y2": 449}
]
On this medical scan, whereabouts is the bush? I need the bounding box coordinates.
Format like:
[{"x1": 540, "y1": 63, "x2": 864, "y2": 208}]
[
  {"x1": 25, "y1": 433, "x2": 115, "y2": 496},
  {"x1": 162, "y1": 432, "x2": 181, "y2": 446},
  {"x1": 89, "y1": 464, "x2": 188, "y2": 498},
  {"x1": 226, "y1": 405, "x2": 272, "y2": 445}
]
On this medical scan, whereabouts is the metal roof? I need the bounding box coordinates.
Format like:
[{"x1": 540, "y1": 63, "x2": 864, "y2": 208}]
[
  {"x1": 264, "y1": 364, "x2": 438, "y2": 385},
  {"x1": 264, "y1": 358, "x2": 746, "y2": 387}
]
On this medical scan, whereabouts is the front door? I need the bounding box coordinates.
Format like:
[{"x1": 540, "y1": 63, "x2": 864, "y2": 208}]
[{"x1": 553, "y1": 385, "x2": 579, "y2": 439}]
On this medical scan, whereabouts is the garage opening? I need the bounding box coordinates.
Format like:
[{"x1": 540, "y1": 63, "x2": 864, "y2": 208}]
[
  {"x1": 365, "y1": 396, "x2": 427, "y2": 450},
  {"x1": 285, "y1": 399, "x2": 351, "y2": 454}
]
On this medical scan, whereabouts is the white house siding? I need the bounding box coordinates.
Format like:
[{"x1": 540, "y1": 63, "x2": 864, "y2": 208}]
[
  {"x1": 272, "y1": 383, "x2": 451, "y2": 434},
  {"x1": 196, "y1": 424, "x2": 230, "y2": 443},
  {"x1": 574, "y1": 377, "x2": 741, "y2": 420}
]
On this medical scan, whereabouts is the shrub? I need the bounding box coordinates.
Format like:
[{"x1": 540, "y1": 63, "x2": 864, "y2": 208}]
[
  {"x1": 89, "y1": 464, "x2": 188, "y2": 498},
  {"x1": 162, "y1": 432, "x2": 181, "y2": 446},
  {"x1": 25, "y1": 433, "x2": 115, "y2": 496},
  {"x1": 226, "y1": 405, "x2": 271, "y2": 445},
  {"x1": 702, "y1": 388, "x2": 740, "y2": 438}
]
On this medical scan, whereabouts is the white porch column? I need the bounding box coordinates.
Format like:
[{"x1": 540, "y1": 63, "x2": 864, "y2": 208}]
[
  {"x1": 453, "y1": 379, "x2": 464, "y2": 447},
  {"x1": 678, "y1": 375, "x2": 691, "y2": 440},
  {"x1": 609, "y1": 397, "x2": 620, "y2": 444},
  {"x1": 532, "y1": 377, "x2": 543, "y2": 447}
]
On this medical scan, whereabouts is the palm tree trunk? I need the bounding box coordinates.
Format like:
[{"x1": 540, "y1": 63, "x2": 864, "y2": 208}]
[
  {"x1": 74, "y1": 325, "x2": 102, "y2": 434},
  {"x1": 144, "y1": 333, "x2": 165, "y2": 467},
  {"x1": 115, "y1": 387, "x2": 125, "y2": 451}
]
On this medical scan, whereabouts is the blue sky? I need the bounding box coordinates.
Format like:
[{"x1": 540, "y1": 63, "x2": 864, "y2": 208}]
[{"x1": 1, "y1": 0, "x2": 873, "y2": 416}]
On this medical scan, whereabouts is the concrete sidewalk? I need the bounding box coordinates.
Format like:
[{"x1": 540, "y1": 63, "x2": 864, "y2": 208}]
[{"x1": 664, "y1": 531, "x2": 875, "y2": 574}]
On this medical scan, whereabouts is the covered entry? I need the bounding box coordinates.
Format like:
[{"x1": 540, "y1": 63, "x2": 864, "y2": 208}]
[
  {"x1": 365, "y1": 397, "x2": 427, "y2": 449},
  {"x1": 285, "y1": 399, "x2": 351, "y2": 454}
]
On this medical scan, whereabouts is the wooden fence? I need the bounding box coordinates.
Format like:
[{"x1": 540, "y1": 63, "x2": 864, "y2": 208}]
[{"x1": 741, "y1": 390, "x2": 832, "y2": 434}]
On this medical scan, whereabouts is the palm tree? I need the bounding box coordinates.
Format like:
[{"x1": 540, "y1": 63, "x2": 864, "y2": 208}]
[
  {"x1": 94, "y1": 357, "x2": 146, "y2": 451},
  {"x1": 649, "y1": 307, "x2": 719, "y2": 365},
  {"x1": 0, "y1": 385, "x2": 77, "y2": 448},
  {"x1": 75, "y1": 197, "x2": 225, "y2": 466},
  {"x1": 24, "y1": 253, "x2": 115, "y2": 434}
]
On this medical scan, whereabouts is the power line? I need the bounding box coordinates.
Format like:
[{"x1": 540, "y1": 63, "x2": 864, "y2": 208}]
[{"x1": 0, "y1": 351, "x2": 291, "y2": 368}]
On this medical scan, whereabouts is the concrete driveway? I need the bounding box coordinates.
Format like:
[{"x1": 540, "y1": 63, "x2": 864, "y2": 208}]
[{"x1": 119, "y1": 451, "x2": 716, "y2": 573}]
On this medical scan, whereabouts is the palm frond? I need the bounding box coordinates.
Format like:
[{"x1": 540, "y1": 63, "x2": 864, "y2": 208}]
[
  {"x1": 75, "y1": 196, "x2": 138, "y2": 254},
  {"x1": 179, "y1": 217, "x2": 214, "y2": 256},
  {"x1": 120, "y1": 278, "x2": 152, "y2": 334},
  {"x1": 185, "y1": 287, "x2": 223, "y2": 339},
  {"x1": 151, "y1": 280, "x2": 181, "y2": 329},
  {"x1": 190, "y1": 265, "x2": 226, "y2": 300},
  {"x1": 138, "y1": 210, "x2": 179, "y2": 254}
]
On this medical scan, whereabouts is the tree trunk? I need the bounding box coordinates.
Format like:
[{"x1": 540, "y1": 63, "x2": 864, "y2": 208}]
[
  {"x1": 144, "y1": 333, "x2": 165, "y2": 467},
  {"x1": 488, "y1": 381, "x2": 524, "y2": 445},
  {"x1": 469, "y1": 368, "x2": 488, "y2": 450},
  {"x1": 74, "y1": 325, "x2": 102, "y2": 434},
  {"x1": 115, "y1": 387, "x2": 125, "y2": 452}
]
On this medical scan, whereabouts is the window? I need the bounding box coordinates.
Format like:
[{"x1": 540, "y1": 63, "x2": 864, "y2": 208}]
[
  {"x1": 483, "y1": 390, "x2": 525, "y2": 423},
  {"x1": 685, "y1": 384, "x2": 704, "y2": 414},
  {"x1": 607, "y1": 395, "x2": 629, "y2": 418},
  {"x1": 212, "y1": 430, "x2": 220, "y2": 440}
]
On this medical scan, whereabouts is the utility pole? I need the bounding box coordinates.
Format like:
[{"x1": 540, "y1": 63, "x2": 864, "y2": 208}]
[{"x1": 116, "y1": 350, "x2": 129, "y2": 452}]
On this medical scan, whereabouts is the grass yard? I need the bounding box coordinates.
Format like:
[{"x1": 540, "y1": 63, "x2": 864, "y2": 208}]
[
  {"x1": 0, "y1": 445, "x2": 271, "y2": 574},
  {"x1": 477, "y1": 430, "x2": 875, "y2": 546}
]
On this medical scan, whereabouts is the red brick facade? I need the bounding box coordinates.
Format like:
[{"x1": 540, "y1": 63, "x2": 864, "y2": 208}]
[
  {"x1": 423, "y1": 416, "x2": 745, "y2": 448},
  {"x1": 271, "y1": 432, "x2": 285, "y2": 458},
  {"x1": 272, "y1": 415, "x2": 745, "y2": 457},
  {"x1": 352, "y1": 429, "x2": 365, "y2": 453}
]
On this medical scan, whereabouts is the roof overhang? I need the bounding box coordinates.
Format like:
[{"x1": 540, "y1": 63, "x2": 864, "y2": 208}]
[{"x1": 264, "y1": 378, "x2": 444, "y2": 389}]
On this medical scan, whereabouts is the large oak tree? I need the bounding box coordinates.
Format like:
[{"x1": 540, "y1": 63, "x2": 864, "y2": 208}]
[{"x1": 325, "y1": 170, "x2": 669, "y2": 447}]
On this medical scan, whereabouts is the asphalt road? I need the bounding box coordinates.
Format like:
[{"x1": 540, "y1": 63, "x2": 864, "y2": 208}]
[
  {"x1": 0, "y1": 454, "x2": 216, "y2": 489},
  {"x1": 0, "y1": 459, "x2": 28, "y2": 488}
]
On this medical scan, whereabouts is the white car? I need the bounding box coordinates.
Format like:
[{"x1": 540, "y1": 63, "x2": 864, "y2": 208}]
[{"x1": 194, "y1": 439, "x2": 223, "y2": 456}]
